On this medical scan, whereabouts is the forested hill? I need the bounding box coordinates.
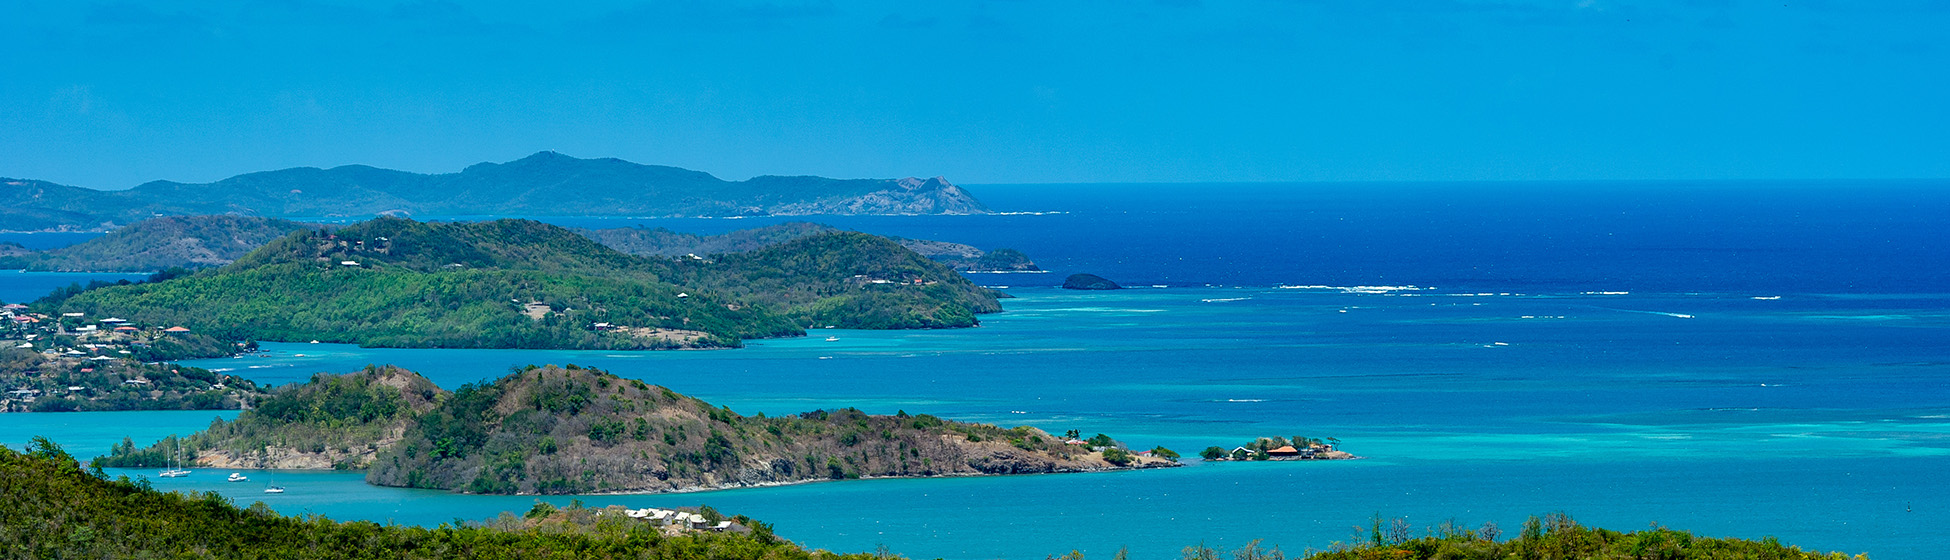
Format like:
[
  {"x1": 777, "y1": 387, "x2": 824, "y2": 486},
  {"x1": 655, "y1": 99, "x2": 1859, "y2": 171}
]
[
  {"x1": 44, "y1": 217, "x2": 1001, "y2": 349},
  {"x1": 586, "y1": 222, "x2": 1041, "y2": 273},
  {"x1": 0, "y1": 151, "x2": 988, "y2": 231},
  {"x1": 97, "y1": 365, "x2": 1173, "y2": 495},
  {"x1": 0, "y1": 215, "x2": 311, "y2": 272}
]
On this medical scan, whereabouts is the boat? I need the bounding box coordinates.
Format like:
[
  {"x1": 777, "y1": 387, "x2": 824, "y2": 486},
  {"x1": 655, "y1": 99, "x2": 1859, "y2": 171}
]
[
  {"x1": 158, "y1": 440, "x2": 191, "y2": 478},
  {"x1": 825, "y1": 336, "x2": 839, "y2": 342},
  {"x1": 227, "y1": 472, "x2": 249, "y2": 482},
  {"x1": 264, "y1": 486, "x2": 285, "y2": 494}
]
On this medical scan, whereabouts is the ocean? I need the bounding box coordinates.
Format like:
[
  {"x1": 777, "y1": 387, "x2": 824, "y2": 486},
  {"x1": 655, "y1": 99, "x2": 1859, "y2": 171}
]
[{"x1": 3, "y1": 180, "x2": 1947, "y2": 558}]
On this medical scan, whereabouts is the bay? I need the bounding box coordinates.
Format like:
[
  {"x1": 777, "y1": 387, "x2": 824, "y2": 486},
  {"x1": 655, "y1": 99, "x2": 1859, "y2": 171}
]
[
  {"x1": 7, "y1": 287, "x2": 1945, "y2": 558},
  {"x1": 3, "y1": 181, "x2": 1948, "y2": 558}
]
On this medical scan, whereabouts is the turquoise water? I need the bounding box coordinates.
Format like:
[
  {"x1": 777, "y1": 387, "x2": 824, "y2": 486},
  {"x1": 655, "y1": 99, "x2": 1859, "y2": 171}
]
[{"x1": 8, "y1": 287, "x2": 1947, "y2": 558}]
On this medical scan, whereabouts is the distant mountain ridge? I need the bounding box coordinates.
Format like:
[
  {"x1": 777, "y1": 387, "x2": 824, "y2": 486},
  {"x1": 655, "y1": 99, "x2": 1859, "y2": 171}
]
[{"x1": 0, "y1": 152, "x2": 989, "y2": 231}]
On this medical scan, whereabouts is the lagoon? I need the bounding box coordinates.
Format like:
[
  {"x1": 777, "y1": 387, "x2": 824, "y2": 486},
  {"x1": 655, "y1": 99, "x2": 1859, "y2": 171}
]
[{"x1": 9, "y1": 287, "x2": 1947, "y2": 558}]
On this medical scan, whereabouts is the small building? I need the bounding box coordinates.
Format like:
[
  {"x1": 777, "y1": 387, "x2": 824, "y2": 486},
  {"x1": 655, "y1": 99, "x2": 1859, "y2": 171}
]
[
  {"x1": 340, "y1": 261, "x2": 361, "y2": 267},
  {"x1": 1267, "y1": 445, "x2": 1301, "y2": 457},
  {"x1": 164, "y1": 326, "x2": 191, "y2": 334}
]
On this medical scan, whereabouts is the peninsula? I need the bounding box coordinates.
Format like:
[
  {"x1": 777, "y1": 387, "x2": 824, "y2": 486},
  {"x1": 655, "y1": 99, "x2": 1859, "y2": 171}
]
[
  {"x1": 40, "y1": 217, "x2": 1002, "y2": 350},
  {"x1": 0, "y1": 151, "x2": 988, "y2": 232},
  {"x1": 95, "y1": 365, "x2": 1178, "y2": 494}
]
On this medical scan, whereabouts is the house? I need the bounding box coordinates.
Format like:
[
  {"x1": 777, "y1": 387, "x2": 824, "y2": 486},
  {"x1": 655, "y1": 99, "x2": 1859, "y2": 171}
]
[
  {"x1": 1267, "y1": 445, "x2": 1301, "y2": 457},
  {"x1": 114, "y1": 326, "x2": 139, "y2": 332},
  {"x1": 100, "y1": 317, "x2": 127, "y2": 324},
  {"x1": 123, "y1": 378, "x2": 151, "y2": 386},
  {"x1": 340, "y1": 261, "x2": 361, "y2": 267},
  {"x1": 164, "y1": 326, "x2": 191, "y2": 334}
]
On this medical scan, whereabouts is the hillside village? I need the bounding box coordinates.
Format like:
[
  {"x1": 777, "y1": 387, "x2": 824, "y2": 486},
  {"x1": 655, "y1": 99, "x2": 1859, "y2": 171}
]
[{"x1": 1, "y1": 305, "x2": 265, "y2": 412}]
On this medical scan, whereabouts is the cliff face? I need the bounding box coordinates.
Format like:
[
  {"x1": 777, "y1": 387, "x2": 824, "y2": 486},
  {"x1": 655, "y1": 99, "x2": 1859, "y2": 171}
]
[{"x1": 99, "y1": 366, "x2": 1176, "y2": 494}]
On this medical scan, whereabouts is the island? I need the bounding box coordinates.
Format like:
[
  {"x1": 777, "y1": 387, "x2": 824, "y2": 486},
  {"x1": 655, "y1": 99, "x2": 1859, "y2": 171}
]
[
  {"x1": 0, "y1": 151, "x2": 988, "y2": 232},
  {"x1": 1062, "y1": 273, "x2": 1123, "y2": 290},
  {"x1": 0, "y1": 309, "x2": 267, "y2": 412},
  {"x1": 38, "y1": 216, "x2": 1003, "y2": 351},
  {"x1": 1197, "y1": 436, "x2": 1354, "y2": 461},
  {"x1": 94, "y1": 364, "x2": 1179, "y2": 494}
]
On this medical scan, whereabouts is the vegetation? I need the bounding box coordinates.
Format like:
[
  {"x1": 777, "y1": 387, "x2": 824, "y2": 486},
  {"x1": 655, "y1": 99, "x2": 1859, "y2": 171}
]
[
  {"x1": 48, "y1": 217, "x2": 1001, "y2": 350},
  {"x1": 0, "y1": 344, "x2": 266, "y2": 412},
  {"x1": 582, "y1": 222, "x2": 841, "y2": 257},
  {"x1": 4, "y1": 438, "x2": 882, "y2": 559},
  {"x1": 0, "y1": 215, "x2": 310, "y2": 272},
  {"x1": 97, "y1": 365, "x2": 1166, "y2": 495},
  {"x1": 1163, "y1": 513, "x2": 1866, "y2": 560},
  {"x1": 1, "y1": 151, "x2": 987, "y2": 231},
  {"x1": 93, "y1": 366, "x2": 437, "y2": 470},
  {"x1": 668, "y1": 232, "x2": 1002, "y2": 329}
]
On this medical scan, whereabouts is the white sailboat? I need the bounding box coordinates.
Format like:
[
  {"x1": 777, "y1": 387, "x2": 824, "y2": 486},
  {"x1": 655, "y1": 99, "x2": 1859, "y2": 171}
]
[
  {"x1": 158, "y1": 439, "x2": 190, "y2": 478},
  {"x1": 263, "y1": 472, "x2": 284, "y2": 493}
]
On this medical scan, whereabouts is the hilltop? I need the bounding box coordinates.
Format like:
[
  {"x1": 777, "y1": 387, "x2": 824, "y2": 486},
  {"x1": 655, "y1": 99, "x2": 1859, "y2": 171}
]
[
  {"x1": 0, "y1": 215, "x2": 312, "y2": 272},
  {"x1": 586, "y1": 221, "x2": 1041, "y2": 273},
  {"x1": 44, "y1": 217, "x2": 1000, "y2": 350},
  {"x1": 97, "y1": 365, "x2": 1176, "y2": 494},
  {"x1": 0, "y1": 152, "x2": 989, "y2": 231}
]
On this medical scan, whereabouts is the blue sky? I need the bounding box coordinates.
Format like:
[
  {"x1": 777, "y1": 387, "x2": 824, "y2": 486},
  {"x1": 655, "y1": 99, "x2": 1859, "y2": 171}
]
[{"x1": 3, "y1": 1, "x2": 1946, "y2": 187}]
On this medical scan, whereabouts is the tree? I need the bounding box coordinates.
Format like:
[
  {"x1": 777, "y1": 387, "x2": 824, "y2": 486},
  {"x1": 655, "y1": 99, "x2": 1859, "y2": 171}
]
[
  {"x1": 1199, "y1": 446, "x2": 1228, "y2": 461},
  {"x1": 1150, "y1": 446, "x2": 1180, "y2": 461},
  {"x1": 1102, "y1": 448, "x2": 1134, "y2": 466}
]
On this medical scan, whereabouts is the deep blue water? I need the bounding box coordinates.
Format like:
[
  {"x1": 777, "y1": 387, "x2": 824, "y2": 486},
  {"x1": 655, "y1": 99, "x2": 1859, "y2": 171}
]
[
  {"x1": 0, "y1": 270, "x2": 150, "y2": 305},
  {"x1": 3, "y1": 181, "x2": 1948, "y2": 558},
  {"x1": 284, "y1": 180, "x2": 1950, "y2": 293}
]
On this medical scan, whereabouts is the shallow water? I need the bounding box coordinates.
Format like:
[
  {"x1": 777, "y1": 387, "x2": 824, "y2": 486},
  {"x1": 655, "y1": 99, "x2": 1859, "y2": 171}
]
[
  {"x1": 8, "y1": 287, "x2": 1946, "y2": 558},
  {"x1": 5, "y1": 182, "x2": 1949, "y2": 558}
]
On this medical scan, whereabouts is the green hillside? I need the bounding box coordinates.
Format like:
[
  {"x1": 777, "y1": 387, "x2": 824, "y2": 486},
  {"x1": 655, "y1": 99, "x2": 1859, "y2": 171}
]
[
  {"x1": 97, "y1": 365, "x2": 1169, "y2": 495},
  {"x1": 0, "y1": 215, "x2": 312, "y2": 272},
  {"x1": 44, "y1": 217, "x2": 1001, "y2": 349}
]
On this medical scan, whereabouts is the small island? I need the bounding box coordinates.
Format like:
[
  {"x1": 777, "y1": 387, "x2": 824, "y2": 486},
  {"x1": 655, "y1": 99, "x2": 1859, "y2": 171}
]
[
  {"x1": 95, "y1": 364, "x2": 1180, "y2": 494},
  {"x1": 1061, "y1": 273, "x2": 1122, "y2": 290},
  {"x1": 1198, "y1": 436, "x2": 1354, "y2": 461}
]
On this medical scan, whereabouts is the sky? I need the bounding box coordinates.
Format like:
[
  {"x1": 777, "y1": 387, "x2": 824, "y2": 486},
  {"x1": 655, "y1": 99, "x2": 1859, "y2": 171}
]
[{"x1": 3, "y1": 0, "x2": 1947, "y2": 188}]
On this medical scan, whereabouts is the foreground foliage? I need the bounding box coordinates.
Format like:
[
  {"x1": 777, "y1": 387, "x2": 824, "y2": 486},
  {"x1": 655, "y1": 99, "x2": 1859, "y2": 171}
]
[
  {"x1": 2, "y1": 439, "x2": 880, "y2": 560},
  {"x1": 1155, "y1": 514, "x2": 1865, "y2": 560}
]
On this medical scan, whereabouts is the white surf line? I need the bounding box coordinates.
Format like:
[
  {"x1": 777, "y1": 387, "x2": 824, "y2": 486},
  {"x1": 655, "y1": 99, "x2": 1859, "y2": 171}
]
[{"x1": 1591, "y1": 306, "x2": 1696, "y2": 319}]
